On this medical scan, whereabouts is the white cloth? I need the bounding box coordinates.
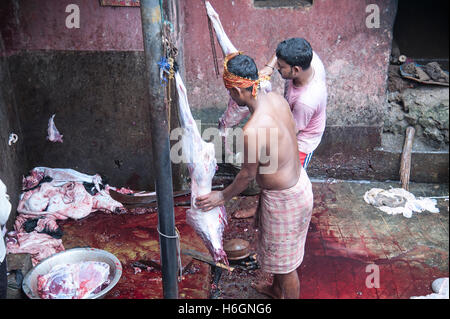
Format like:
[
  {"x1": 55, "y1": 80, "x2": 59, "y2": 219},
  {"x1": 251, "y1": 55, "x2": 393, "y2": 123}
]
[
  {"x1": 410, "y1": 277, "x2": 449, "y2": 299},
  {"x1": 0, "y1": 179, "x2": 12, "y2": 263},
  {"x1": 364, "y1": 187, "x2": 440, "y2": 218}
]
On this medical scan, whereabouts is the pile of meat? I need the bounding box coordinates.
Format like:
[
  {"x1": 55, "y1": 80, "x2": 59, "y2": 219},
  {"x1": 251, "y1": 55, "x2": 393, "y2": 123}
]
[
  {"x1": 6, "y1": 167, "x2": 127, "y2": 265},
  {"x1": 37, "y1": 261, "x2": 110, "y2": 299}
]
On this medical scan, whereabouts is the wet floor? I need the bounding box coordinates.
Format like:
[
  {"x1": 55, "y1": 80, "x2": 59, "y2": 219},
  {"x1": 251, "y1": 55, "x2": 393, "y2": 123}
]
[
  {"x1": 59, "y1": 202, "x2": 211, "y2": 299},
  {"x1": 56, "y1": 179, "x2": 448, "y2": 299},
  {"x1": 217, "y1": 179, "x2": 449, "y2": 299}
]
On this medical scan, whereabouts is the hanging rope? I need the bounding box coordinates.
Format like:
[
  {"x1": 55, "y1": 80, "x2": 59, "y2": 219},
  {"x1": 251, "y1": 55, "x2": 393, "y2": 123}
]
[
  {"x1": 157, "y1": 0, "x2": 178, "y2": 133},
  {"x1": 157, "y1": 226, "x2": 183, "y2": 282},
  {"x1": 203, "y1": 0, "x2": 220, "y2": 77}
]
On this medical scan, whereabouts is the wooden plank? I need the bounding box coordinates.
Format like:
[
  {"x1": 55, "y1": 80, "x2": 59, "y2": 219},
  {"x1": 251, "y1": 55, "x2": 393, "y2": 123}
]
[
  {"x1": 400, "y1": 127, "x2": 415, "y2": 191},
  {"x1": 181, "y1": 249, "x2": 234, "y2": 272}
]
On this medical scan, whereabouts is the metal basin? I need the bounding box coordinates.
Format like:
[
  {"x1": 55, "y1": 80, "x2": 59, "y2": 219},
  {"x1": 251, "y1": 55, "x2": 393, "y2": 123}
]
[
  {"x1": 22, "y1": 247, "x2": 122, "y2": 299},
  {"x1": 224, "y1": 239, "x2": 250, "y2": 260}
]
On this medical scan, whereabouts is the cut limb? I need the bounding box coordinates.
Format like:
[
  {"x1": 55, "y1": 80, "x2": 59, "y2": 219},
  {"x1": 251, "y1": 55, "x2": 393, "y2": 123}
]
[
  {"x1": 205, "y1": 1, "x2": 238, "y2": 56},
  {"x1": 205, "y1": 1, "x2": 272, "y2": 139}
]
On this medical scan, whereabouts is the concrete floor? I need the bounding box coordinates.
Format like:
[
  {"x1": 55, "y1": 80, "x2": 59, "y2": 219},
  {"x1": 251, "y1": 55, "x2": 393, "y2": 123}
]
[
  {"x1": 8, "y1": 179, "x2": 448, "y2": 299},
  {"x1": 217, "y1": 179, "x2": 449, "y2": 299}
]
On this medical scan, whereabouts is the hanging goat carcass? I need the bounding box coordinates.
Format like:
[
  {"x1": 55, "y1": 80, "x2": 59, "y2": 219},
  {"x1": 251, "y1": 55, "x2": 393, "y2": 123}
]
[{"x1": 174, "y1": 72, "x2": 228, "y2": 264}]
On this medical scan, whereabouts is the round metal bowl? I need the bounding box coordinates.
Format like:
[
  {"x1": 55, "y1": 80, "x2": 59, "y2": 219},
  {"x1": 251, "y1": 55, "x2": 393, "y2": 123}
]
[
  {"x1": 22, "y1": 247, "x2": 122, "y2": 299},
  {"x1": 224, "y1": 238, "x2": 250, "y2": 261}
]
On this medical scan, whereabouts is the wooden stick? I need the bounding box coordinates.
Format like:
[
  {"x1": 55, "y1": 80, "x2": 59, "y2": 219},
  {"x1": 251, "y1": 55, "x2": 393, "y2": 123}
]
[
  {"x1": 182, "y1": 249, "x2": 234, "y2": 272},
  {"x1": 400, "y1": 127, "x2": 415, "y2": 191}
]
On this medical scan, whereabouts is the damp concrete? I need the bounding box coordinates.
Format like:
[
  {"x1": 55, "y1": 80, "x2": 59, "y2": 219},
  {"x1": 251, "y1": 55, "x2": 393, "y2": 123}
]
[{"x1": 216, "y1": 179, "x2": 449, "y2": 299}]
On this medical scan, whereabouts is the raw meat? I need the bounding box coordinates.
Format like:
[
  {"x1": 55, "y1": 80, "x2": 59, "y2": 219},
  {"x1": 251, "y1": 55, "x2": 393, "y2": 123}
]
[
  {"x1": 8, "y1": 168, "x2": 126, "y2": 265},
  {"x1": 22, "y1": 167, "x2": 103, "y2": 192},
  {"x1": 47, "y1": 114, "x2": 63, "y2": 143},
  {"x1": 174, "y1": 71, "x2": 228, "y2": 264},
  {"x1": 6, "y1": 231, "x2": 65, "y2": 266},
  {"x1": 218, "y1": 98, "x2": 251, "y2": 137},
  {"x1": 205, "y1": 1, "x2": 237, "y2": 56},
  {"x1": 17, "y1": 182, "x2": 94, "y2": 220},
  {"x1": 205, "y1": 1, "x2": 271, "y2": 135},
  {"x1": 1, "y1": 179, "x2": 12, "y2": 263},
  {"x1": 37, "y1": 261, "x2": 110, "y2": 299},
  {"x1": 15, "y1": 180, "x2": 125, "y2": 231}
]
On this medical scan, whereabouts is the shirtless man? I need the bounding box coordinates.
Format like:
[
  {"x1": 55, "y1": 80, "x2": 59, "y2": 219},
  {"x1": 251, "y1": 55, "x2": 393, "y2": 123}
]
[{"x1": 196, "y1": 53, "x2": 313, "y2": 299}]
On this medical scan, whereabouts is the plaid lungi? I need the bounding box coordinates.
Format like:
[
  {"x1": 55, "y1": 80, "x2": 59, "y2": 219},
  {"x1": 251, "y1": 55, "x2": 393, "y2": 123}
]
[{"x1": 256, "y1": 170, "x2": 313, "y2": 274}]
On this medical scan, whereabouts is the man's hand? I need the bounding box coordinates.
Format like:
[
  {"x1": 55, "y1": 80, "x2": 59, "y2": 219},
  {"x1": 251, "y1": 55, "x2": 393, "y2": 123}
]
[
  {"x1": 260, "y1": 53, "x2": 277, "y2": 78},
  {"x1": 195, "y1": 191, "x2": 225, "y2": 212},
  {"x1": 259, "y1": 65, "x2": 274, "y2": 78}
]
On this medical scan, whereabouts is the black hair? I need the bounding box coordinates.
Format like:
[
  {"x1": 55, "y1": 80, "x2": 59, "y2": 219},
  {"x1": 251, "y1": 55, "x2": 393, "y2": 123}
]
[
  {"x1": 276, "y1": 38, "x2": 313, "y2": 70},
  {"x1": 226, "y1": 54, "x2": 259, "y2": 92}
]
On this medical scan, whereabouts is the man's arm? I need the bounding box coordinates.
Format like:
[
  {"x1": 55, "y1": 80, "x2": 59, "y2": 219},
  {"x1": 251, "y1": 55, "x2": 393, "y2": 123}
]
[
  {"x1": 196, "y1": 128, "x2": 259, "y2": 211},
  {"x1": 259, "y1": 53, "x2": 277, "y2": 77},
  {"x1": 221, "y1": 129, "x2": 259, "y2": 201}
]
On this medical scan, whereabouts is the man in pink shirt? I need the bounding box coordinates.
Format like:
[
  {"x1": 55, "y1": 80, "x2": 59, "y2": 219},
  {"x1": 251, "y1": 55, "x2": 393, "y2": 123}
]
[
  {"x1": 261, "y1": 38, "x2": 327, "y2": 169},
  {"x1": 219, "y1": 38, "x2": 327, "y2": 169}
]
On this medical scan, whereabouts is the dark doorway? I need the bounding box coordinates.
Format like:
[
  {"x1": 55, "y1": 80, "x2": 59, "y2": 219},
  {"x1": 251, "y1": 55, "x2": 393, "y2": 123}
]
[{"x1": 393, "y1": 0, "x2": 449, "y2": 70}]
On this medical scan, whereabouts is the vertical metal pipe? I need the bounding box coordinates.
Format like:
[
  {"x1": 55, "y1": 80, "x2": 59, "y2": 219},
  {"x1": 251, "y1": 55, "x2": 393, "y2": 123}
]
[{"x1": 139, "y1": 0, "x2": 178, "y2": 299}]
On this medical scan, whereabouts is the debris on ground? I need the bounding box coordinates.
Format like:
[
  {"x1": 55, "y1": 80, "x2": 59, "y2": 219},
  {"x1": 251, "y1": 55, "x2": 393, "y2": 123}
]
[
  {"x1": 364, "y1": 187, "x2": 440, "y2": 218},
  {"x1": 410, "y1": 277, "x2": 449, "y2": 299}
]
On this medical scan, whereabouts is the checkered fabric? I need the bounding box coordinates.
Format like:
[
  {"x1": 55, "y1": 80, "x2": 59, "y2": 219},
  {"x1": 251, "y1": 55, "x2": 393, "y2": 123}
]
[{"x1": 256, "y1": 169, "x2": 314, "y2": 274}]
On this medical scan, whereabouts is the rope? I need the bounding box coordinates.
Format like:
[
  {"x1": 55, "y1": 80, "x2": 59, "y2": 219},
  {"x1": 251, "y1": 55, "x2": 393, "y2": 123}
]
[
  {"x1": 203, "y1": 0, "x2": 220, "y2": 77},
  {"x1": 158, "y1": 0, "x2": 178, "y2": 133},
  {"x1": 157, "y1": 226, "x2": 183, "y2": 282}
]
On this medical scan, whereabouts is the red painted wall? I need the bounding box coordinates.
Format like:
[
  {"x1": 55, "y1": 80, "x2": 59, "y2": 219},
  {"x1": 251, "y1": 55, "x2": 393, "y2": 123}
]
[
  {"x1": 0, "y1": 0, "x2": 143, "y2": 54},
  {"x1": 1, "y1": 0, "x2": 397, "y2": 126},
  {"x1": 182, "y1": 0, "x2": 397, "y2": 125}
]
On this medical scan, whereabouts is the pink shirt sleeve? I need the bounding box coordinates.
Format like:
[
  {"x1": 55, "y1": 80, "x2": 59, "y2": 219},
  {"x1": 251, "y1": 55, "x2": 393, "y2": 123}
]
[{"x1": 291, "y1": 101, "x2": 316, "y2": 133}]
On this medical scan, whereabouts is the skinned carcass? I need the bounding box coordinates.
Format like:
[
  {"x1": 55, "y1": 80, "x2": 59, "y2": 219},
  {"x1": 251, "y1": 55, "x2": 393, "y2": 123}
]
[
  {"x1": 15, "y1": 180, "x2": 125, "y2": 232},
  {"x1": 205, "y1": 1, "x2": 271, "y2": 135},
  {"x1": 37, "y1": 261, "x2": 110, "y2": 299},
  {"x1": 22, "y1": 167, "x2": 103, "y2": 192},
  {"x1": 174, "y1": 71, "x2": 228, "y2": 264},
  {"x1": 6, "y1": 231, "x2": 65, "y2": 266},
  {"x1": 8, "y1": 168, "x2": 126, "y2": 265},
  {"x1": 47, "y1": 114, "x2": 63, "y2": 143}
]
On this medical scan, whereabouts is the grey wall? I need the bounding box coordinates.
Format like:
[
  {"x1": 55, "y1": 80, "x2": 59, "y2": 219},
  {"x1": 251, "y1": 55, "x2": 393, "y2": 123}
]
[
  {"x1": 0, "y1": 35, "x2": 27, "y2": 231},
  {"x1": 7, "y1": 50, "x2": 157, "y2": 191}
]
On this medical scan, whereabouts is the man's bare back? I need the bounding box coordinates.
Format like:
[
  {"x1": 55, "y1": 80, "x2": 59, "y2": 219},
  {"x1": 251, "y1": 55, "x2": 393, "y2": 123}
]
[{"x1": 244, "y1": 92, "x2": 301, "y2": 191}]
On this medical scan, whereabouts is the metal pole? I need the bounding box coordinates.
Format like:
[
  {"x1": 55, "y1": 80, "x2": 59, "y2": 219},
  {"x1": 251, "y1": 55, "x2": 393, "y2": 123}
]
[{"x1": 139, "y1": 0, "x2": 178, "y2": 299}]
